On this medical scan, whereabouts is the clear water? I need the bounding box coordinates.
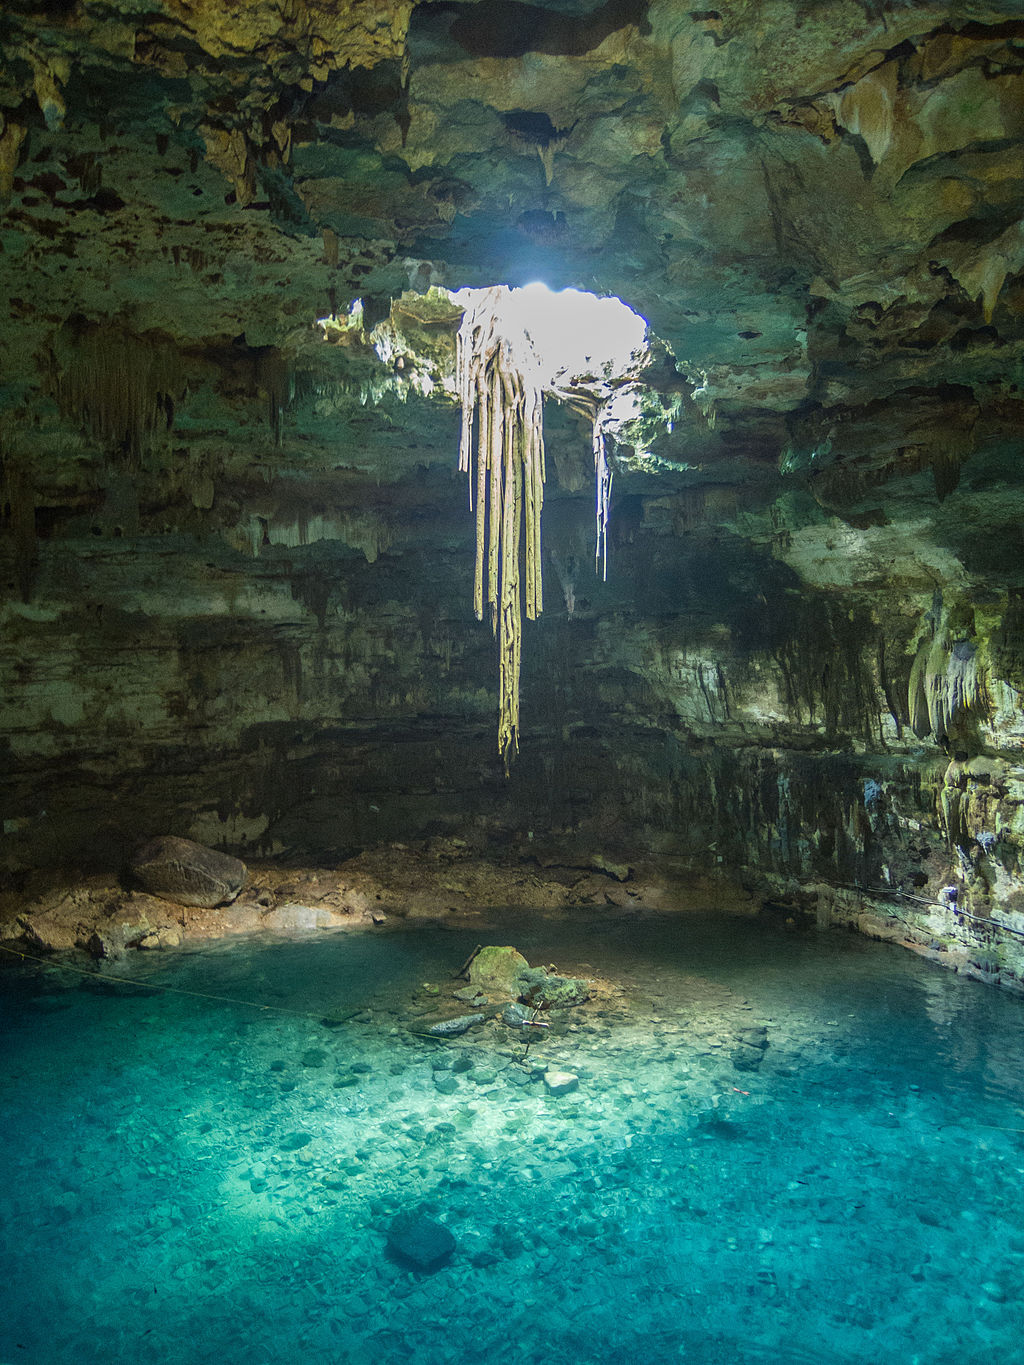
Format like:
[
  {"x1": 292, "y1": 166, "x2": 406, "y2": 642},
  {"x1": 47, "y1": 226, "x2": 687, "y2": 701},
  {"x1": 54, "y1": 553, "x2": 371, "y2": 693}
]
[{"x1": 2, "y1": 908, "x2": 1023, "y2": 1365}]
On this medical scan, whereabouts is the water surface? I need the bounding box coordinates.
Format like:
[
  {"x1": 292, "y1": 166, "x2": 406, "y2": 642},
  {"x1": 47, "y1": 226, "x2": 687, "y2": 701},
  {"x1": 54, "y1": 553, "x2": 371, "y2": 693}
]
[{"x1": 2, "y1": 908, "x2": 1022, "y2": 1364}]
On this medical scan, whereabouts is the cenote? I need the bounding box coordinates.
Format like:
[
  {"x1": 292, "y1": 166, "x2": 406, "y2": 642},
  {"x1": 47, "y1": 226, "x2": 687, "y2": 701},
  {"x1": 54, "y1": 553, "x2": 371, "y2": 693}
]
[
  {"x1": 4, "y1": 2, "x2": 1024, "y2": 1362},
  {"x1": 2, "y1": 908, "x2": 1023, "y2": 1365}
]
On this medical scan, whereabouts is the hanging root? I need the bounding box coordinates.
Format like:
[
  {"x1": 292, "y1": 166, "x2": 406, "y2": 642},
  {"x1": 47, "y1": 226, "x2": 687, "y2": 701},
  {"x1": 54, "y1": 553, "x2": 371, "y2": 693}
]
[
  {"x1": 456, "y1": 290, "x2": 546, "y2": 771},
  {"x1": 593, "y1": 403, "x2": 612, "y2": 582}
]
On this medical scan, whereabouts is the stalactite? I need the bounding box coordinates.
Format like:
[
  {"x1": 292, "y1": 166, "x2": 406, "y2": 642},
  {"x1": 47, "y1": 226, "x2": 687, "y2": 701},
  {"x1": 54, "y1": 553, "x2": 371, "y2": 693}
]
[
  {"x1": 51, "y1": 322, "x2": 181, "y2": 462},
  {"x1": 908, "y1": 637, "x2": 931, "y2": 738},
  {"x1": 0, "y1": 118, "x2": 27, "y2": 199},
  {"x1": 254, "y1": 348, "x2": 292, "y2": 446},
  {"x1": 908, "y1": 610, "x2": 982, "y2": 741}
]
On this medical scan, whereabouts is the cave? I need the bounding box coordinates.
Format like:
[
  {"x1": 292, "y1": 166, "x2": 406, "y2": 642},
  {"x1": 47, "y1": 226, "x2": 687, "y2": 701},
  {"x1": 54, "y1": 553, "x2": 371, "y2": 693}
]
[{"x1": 2, "y1": 0, "x2": 1024, "y2": 1359}]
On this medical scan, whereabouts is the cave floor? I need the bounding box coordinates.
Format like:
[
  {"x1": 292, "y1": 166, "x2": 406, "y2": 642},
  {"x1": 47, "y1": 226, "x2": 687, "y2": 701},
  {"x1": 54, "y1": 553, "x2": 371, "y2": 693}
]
[{"x1": 2, "y1": 908, "x2": 1022, "y2": 1364}]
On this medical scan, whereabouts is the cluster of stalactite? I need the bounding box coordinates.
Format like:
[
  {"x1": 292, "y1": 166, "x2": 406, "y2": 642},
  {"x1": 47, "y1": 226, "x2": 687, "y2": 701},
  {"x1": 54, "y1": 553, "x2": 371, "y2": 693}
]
[
  {"x1": 51, "y1": 321, "x2": 181, "y2": 462},
  {"x1": 457, "y1": 287, "x2": 546, "y2": 772},
  {"x1": 908, "y1": 607, "x2": 983, "y2": 742}
]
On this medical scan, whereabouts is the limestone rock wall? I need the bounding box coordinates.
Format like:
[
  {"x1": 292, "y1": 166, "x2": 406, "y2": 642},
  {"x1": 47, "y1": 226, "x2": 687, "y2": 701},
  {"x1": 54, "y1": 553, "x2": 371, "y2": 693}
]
[{"x1": 2, "y1": 435, "x2": 1020, "y2": 911}]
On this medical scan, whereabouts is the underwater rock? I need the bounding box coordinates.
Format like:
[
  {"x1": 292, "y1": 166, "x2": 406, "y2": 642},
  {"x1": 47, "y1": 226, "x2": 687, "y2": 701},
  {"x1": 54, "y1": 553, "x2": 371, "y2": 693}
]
[
  {"x1": 736, "y1": 1026, "x2": 769, "y2": 1050},
  {"x1": 501, "y1": 1001, "x2": 533, "y2": 1028},
  {"x1": 129, "y1": 836, "x2": 246, "y2": 908},
  {"x1": 386, "y1": 1213, "x2": 456, "y2": 1272},
  {"x1": 434, "y1": 1074, "x2": 459, "y2": 1095},
  {"x1": 453, "y1": 985, "x2": 488, "y2": 1006},
  {"x1": 731, "y1": 1049, "x2": 763, "y2": 1073},
  {"x1": 462, "y1": 1232, "x2": 502, "y2": 1268},
  {"x1": 467, "y1": 946, "x2": 529, "y2": 996},
  {"x1": 517, "y1": 967, "x2": 591, "y2": 1008},
  {"x1": 543, "y1": 1070, "x2": 579, "y2": 1096},
  {"x1": 425, "y1": 1013, "x2": 484, "y2": 1036}
]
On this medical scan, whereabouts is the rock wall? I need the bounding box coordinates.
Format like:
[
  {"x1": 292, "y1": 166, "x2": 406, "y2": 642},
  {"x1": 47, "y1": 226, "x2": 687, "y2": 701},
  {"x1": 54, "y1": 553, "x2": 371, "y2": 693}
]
[{"x1": 6, "y1": 417, "x2": 1024, "y2": 990}]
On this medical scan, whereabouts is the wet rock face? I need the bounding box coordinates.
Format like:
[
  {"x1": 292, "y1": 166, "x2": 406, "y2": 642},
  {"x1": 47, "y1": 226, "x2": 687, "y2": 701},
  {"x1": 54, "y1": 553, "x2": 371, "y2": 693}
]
[{"x1": 130, "y1": 837, "x2": 247, "y2": 908}]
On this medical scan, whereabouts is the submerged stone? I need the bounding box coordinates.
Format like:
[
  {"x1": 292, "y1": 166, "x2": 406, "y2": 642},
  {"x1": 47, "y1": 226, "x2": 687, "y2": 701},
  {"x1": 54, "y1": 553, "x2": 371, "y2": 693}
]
[
  {"x1": 453, "y1": 985, "x2": 488, "y2": 1005},
  {"x1": 737, "y1": 1027, "x2": 769, "y2": 1050},
  {"x1": 425, "y1": 1013, "x2": 484, "y2": 1036},
  {"x1": 129, "y1": 836, "x2": 246, "y2": 909},
  {"x1": 543, "y1": 1070, "x2": 579, "y2": 1096},
  {"x1": 517, "y1": 967, "x2": 590, "y2": 1008},
  {"x1": 731, "y1": 1049, "x2": 763, "y2": 1073},
  {"x1": 386, "y1": 1213, "x2": 456, "y2": 1272}
]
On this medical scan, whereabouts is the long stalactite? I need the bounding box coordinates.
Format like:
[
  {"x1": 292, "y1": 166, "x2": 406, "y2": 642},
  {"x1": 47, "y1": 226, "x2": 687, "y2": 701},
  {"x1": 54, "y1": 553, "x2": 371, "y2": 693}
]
[{"x1": 51, "y1": 321, "x2": 182, "y2": 463}]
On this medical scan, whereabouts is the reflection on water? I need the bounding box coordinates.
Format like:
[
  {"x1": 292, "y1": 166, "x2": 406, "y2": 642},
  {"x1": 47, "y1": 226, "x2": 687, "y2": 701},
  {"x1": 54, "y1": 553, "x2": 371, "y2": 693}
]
[{"x1": 2, "y1": 908, "x2": 1023, "y2": 1364}]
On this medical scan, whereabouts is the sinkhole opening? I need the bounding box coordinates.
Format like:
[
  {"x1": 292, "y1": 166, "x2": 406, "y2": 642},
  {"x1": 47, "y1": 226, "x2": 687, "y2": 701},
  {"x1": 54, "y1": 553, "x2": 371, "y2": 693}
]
[{"x1": 452, "y1": 281, "x2": 649, "y2": 390}]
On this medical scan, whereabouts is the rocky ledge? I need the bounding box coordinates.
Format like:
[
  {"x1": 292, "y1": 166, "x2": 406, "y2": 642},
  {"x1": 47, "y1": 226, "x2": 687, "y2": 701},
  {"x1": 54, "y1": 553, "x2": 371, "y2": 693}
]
[{"x1": 2, "y1": 836, "x2": 1020, "y2": 995}]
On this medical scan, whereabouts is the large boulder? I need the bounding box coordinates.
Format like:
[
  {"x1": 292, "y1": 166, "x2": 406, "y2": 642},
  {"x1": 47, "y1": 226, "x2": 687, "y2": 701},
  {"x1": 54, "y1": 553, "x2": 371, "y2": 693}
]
[
  {"x1": 467, "y1": 945, "x2": 529, "y2": 996},
  {"x1": 466, "y1": 947, "x2": 590, "y2": 1008},
  {"x1": 129, "y1": 836, "x2": 247, "y2": 908}
]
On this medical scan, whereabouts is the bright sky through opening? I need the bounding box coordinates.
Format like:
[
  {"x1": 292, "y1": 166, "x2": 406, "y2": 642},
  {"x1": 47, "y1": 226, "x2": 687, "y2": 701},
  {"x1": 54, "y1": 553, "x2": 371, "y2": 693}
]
[{"x1": 452, "y1": 282, "x2": 648, "y2": 387}]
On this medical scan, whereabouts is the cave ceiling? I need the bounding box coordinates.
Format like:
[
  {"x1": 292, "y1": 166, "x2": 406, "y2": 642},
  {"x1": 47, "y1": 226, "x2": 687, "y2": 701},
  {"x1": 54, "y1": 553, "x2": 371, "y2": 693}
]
[{"x1": 1, "y1": 0, "x2": 1024, "y2": 598}]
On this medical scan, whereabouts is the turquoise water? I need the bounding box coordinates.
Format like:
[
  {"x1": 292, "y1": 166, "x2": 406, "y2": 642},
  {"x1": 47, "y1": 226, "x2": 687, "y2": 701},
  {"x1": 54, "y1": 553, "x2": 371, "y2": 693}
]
[{"x1": 2, "y1": 908, "x2": 1023, "y2": 1365}]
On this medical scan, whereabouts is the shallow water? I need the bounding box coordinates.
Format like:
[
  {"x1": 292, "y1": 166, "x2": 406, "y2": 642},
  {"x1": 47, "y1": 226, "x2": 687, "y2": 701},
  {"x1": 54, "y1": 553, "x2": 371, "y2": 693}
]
[{"x1": 2, "y1": 908, "x2": 1023, "y2": 1365}]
